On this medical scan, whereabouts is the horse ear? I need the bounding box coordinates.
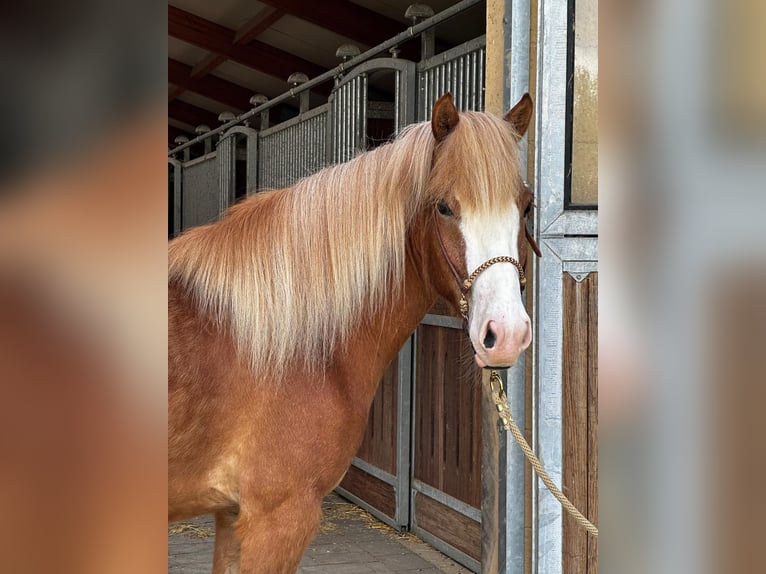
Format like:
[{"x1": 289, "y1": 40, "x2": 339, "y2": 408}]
[
  {"x1": 504, "y1": 93, "x2": 533, "y2": 138},
  {"x1": 431, "y1": 93, "x2": 460, "y2": 141}
]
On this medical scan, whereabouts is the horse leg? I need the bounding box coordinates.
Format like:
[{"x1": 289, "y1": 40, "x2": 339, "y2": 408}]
[
  {"x1": 212, "y1": 510, "x2": 241, "y2": 574},
  {"x1": 237, "y1": 495, "x2": 323, "y2": 574}
]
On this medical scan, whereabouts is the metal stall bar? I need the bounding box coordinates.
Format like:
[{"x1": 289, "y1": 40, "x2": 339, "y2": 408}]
[
  {"x1": 416, "y1": 36, "x2": 487, "y2": 121},
  {"x1": 257, "y1": 105, "x2": 329, "y2": 191},
  {"x1": 330, "y1": 73, "x2": 367, "y2": 164},
  {"x1": 217, "y1": 133, "x2": 235, "y2": 215}
]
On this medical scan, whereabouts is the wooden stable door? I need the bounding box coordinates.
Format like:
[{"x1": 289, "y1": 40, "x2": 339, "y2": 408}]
[
  {"x1": 338, "y1": 299, "x2": 483, "y2": 572},
  {"x1": 411, "y1": 312, "x2": 483, "y2": 571},
  {"x1": 337, "y1": 346, "x2": 412, "y2": 529},
  {"x1": 562, "y1": 273, "x2": 598, "y2": 573},
  {"x1": 337, "y1": 356, "x2": 411, "y2": 520}
]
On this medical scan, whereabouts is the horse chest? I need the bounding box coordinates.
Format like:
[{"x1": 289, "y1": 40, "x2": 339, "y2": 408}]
[{"x1": 242, "y1": 389, "x2": 368, "y2": 496}]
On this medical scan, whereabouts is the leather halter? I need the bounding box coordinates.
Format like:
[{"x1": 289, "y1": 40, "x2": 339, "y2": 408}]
[{"x1": 432, "y1": 209, "x2": 526, "y2": 322}]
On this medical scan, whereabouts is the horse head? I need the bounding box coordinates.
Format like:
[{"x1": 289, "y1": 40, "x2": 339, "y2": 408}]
[{"x1": 426, "y1": 93, "x2": 541, "y2": 369}]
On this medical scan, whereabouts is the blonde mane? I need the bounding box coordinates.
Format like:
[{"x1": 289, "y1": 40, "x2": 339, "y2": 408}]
[{"x1": 168, "y1": 112, "x2": 521, "y2": 375}]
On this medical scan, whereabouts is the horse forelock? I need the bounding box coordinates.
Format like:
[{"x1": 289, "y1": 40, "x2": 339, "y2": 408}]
[
  {"x1": 168, "y1": 112, "x2": 523, "y2": 377},
  {"x1": 431, "y1": 111, "x2": 523, "y2": 214}
]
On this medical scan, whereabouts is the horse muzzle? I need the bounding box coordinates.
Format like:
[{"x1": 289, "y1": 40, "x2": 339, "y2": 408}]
[{"x1": 472, "y1": 315, "x2": 532, "y2": 369}]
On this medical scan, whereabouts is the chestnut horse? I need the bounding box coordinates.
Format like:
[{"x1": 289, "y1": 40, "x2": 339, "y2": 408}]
[{"x1": 168, "y1": 93, "x2": 538, "y2": 573}]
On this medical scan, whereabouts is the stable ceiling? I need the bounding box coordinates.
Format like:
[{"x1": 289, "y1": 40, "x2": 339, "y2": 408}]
[{"x1": 168, "y1": 0, "x2": 486, "y2": 146}]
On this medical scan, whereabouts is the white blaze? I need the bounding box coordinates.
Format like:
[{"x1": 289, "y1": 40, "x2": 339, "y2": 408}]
[{"x1": 460, "y1": 204, "x2": 531, "y2": 367}]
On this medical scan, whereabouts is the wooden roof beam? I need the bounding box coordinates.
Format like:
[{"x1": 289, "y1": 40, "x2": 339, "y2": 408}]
[
  {"x1": 168, "y1": 86, "x2": 184, "y2": 102},
  {"x1": 168, "y1": 100, "x2": 220, "y2": 130},
  {"x1": 186, "y1": 8, "x2": 286, "y2": 82},
  {"x1": 169, "y1": 59, "x2": 253, "y2": 111},
  {"x1": 256, "y1": 0, "x2": 425, "y2": 60},
  {"x1": 234, "y1": 7, "x2": 285, "y2": 45},
  {"x1": 189, "y1": 54, "x2": 227, "y2": 81},
  {"x1": 255, "y1": 0, "x2": 404, "y2": 47},
  {"x1": 168, "y1": 6, "x2": 330, "y2": 94}
]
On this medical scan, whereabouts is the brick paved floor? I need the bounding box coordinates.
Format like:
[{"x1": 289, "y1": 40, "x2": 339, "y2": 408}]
[{"x1": 169, "y1": 494, "x2": 472, "y2": 573}]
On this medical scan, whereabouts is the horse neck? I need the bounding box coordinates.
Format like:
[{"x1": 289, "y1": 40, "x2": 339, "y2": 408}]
[{"x1": 331, "y1": 211, "x2": 439, "y2": 405}]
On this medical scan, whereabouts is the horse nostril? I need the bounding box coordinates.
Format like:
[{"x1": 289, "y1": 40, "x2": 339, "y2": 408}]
[{"x1": 483, "y1": 326, "x2": 496, "y2": 349}]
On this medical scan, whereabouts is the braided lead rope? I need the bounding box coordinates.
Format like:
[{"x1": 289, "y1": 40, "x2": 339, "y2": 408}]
[{"x1": 488, "y1": 370, "x2": 599, "y2": 537}]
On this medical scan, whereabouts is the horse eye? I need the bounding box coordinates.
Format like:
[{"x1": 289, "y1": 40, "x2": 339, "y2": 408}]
[{"x1": 437, "y1": 201, "x2": 454, "y2": 217}]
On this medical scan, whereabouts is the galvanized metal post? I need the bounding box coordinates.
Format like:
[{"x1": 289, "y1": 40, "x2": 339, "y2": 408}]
[
  {"x1": 484, "y1": 0, "x2": 531, "y2": 572},
  {"x1": 243, "y1": 130, "x2": 258, "y2": 196},
  {"x1": 217, "y1": 112, "x2": 237, "y2": 213},
  {"x1": 335, "y1": 44, "x2": 360, "y2": 89},
  {"x1": 405, "y1": 4, "x2": 435, "y2": 60},
  {"x1": 217, "y1": 133, "x2": 235, "y2": 216},
  {"x1": 532, "y1": 0, "x2": 599, "y2": 570},
  {"x1": 195, "y1": 124, "x2": 212, "y2": 154},
  {"x1": 288, "y1": 72, "x2": 310, "y2": 114},
  {"x1": 250, "y1": 94, "x2": 269, "y2": 130},
  {"x1": 173, "y1": 135, "x2": 191, "y2": 162}
]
